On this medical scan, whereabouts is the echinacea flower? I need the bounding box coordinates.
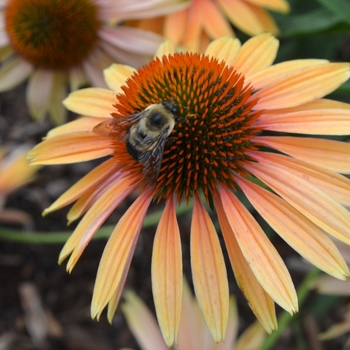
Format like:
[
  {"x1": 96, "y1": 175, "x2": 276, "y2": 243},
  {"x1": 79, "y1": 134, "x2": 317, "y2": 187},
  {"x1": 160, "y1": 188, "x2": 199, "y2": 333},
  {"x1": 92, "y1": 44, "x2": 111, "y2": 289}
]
[
  {"x1": 28, "y1": 34, "x2": 350, "y2": 346},
  {"x1": 0, "y1": 0, "x2": 188, "y2": 124},
  {"x1": 121, "y1": 280, "x2": 266, "y2": 350},
  {"x1": 0, "y1": 147, "x2": 40, "y2": 225},
  {"x1": 131, "y1": 0, "x2": 290, "y2": 52}
]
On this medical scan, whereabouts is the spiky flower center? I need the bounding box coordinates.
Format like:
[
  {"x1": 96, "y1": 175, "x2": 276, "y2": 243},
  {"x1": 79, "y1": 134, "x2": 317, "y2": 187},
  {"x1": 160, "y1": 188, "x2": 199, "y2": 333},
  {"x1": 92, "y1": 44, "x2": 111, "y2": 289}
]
[
  {"x1": 5, "y1": 0, "x2": 100, "y2": 70},
  {"x1": 115, "y1": 53, "x2": 262, "y2": 203}
]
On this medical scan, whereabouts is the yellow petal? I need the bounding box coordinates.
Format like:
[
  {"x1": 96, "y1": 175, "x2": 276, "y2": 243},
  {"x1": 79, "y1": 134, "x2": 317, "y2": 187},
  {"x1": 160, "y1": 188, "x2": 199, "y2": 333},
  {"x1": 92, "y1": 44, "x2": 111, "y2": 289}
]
[
  {"x1": 249, "y1": 59, "x2": 328, "y2": 90},
  {"x1": 256, "y1": 136, "x2": 350, "y2": 174},
  {"x1": 236, "y1": 176, "x2": 349, "y2": 279},
  {"x1": 191, "y1": 197, "x2": 229, "y2": 342},
  {"x1": 122, "y1": 291, "x2": 168, "y2": 350},
  {"x1": 58, "y1": 175, "x2": 136, "y2": 270},
  {"x1": 48, "y1": 71, "x2": 68, "y2": 125},
  {"x1": 155, "y1": 39, "x2": 176, "y2": 58},
  {"x1": 219, "y1": 185, "x2": 298, "y2": 314},
  {"x1": 152, "y1": 196, "x2": 182, "y2": 347},
  {"x1": 235, "y1": 321, "x2": 267, "y2": 350},
  {"x1": 43, "y1": 158, "x2": 118, "y2": 215},
  {"x1": 28, "y1": 132, "x2": 113, "y2": 165},
  {"x1": 245, "y1": 0, "x2": 290, "y2": 13},
  {"x1": 247, "y1": 162, "x2": 350, "y2": 245},
  {"x1": 214, "y1": 195, "x2": 277, "y2": 333},
  {"x1": 103, "y1": 64, "x2": 136, "y2": 93},
  {"x1": 232, "y1": 33, "x2": 278, "y2": 77},
  {"x1": 205, "y1": 36, "x2": 241, "y2": 66},
  {"x1": 250, "y1": 151, "x2": 350, "y2": 206},
  {"x1": 63, "y1": 88, "x2": 116, "y2": 117},
  {"x1": 254, "y1": 63, "x2": 350, "y2": 110},
  {"x1": 91, "y1": 189, "x2": 153, "y2": 320}
]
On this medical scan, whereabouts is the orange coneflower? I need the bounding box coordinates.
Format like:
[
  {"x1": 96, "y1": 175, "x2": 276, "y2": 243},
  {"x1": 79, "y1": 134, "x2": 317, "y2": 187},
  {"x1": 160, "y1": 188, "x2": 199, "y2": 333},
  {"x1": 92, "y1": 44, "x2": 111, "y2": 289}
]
[
  {"x1": 28, "y1": 34, "x2": 350, "y2": 346},
  {"x1": 132, "y1": 0, "x2": 290, "y2": 52},
  {"x1": 0, "y1": 0, "x2": 188, "y2": 124}
]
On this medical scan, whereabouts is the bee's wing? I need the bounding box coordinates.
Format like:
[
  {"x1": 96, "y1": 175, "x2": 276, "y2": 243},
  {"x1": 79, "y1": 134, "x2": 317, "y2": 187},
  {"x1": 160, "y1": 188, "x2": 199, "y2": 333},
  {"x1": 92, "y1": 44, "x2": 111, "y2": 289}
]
[
  {"x1": 138, "y1": 132, "x2": 168, "y2": 181},
  {"x1": 92, "y1": 112, "x2": 145, "y2": 141}
]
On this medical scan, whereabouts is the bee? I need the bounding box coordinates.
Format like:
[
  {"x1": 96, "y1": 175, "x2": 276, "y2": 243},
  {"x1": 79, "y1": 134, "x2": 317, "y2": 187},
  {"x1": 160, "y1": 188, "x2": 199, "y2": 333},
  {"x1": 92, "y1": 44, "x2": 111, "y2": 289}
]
[{"x1": 93, "y1": 100, "x2": 180, "y2": 182}]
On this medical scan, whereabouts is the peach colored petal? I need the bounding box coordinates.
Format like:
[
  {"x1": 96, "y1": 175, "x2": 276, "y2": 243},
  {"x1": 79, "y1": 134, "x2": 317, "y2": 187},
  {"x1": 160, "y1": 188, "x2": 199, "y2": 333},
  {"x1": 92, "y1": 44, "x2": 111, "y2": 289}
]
[
  {"x1": 66, "y1": 188, "x2": 96, "y2": 224},
  {"x1": 164, "y1": 9, "x2": 187, "y2": 45},
  {"x1": 103, "y1": 63, "x2": 135, "y2": 93},
  {"x1": 43, "y1": 158, "x2": 118, "y2": 215},
  {"x1": 152, "y1": 196, "x2": 182, "y2": 347},
  {"x1": 219, "y1": 185, "x2": 298, "y2": 314},
  {"x1": 0, "y1": 57, "x2": 33, "y2": 91},
  {"x1": 26, "y1": 69, "x2": 53, "y2": 120},
  {"x1": 69, "y1": 65, "x2": 89, "y2": 91},
  {"x1": 246, "y1": 162, "x2": 350, "y2": 245},
  {"x1": 235, "y1": 176, "x2": 349, "y2": 279},
  {"x1": 249, "y1": 59, "x2": 328, "y2": 90},
  {"x1": 216, "y1": 0, "x2": 264, "y2": 36},
  {"x1": 28, "y1": 132, "x2": 113, "y2": 165},
  {"x1": 245, "y1": 0, "x2": 290, "y2": 13},
  {"x1": 46, "y1": 117, "x2": 108, "y2": 138},
  {"x1": 255, "y1": 136, "x2": 350, "y2": 174},
  {"x1": 255, "y1": 107, "x2": 350, "y2": 135},
  {"x1": 235, "y1": 321, "x2": 266, "y2": 350},
  {"x1": 91, "y1": 189, "x2": 153, "y2": 320},
  {"x1": 191, "y1": 197, "x2": 229, "y2": 342},
  {"x1": 254, "y1": 63, "x2": 350, "y2": 110},
  {"x1": 200, "y1": 0, "x2": 234, "y2": 39},
  {"x1": 155, "y1": 39, "x2": 176, "y2": 59},
  {"x1": 205, "y1": 37, "x2": 241, "y2": 66},
  {"x1": 250, "y1": 151, "x2": 350, "y2": 206},
  {"x1": 214, "y1": 195, "x2": 277, "y2": 333},
  {"x1": 63, "y1": 88, "x2": 116, "y2": 117},
  {"x1": 232, "y1": 33, "x2": 278, "y2": 77},
  {"x1": 48, "y1": 72, "x2": 68, "y2": 125},
  {"x1": 181, "y1": 1, "x2": 201, "y2": 51},
  {"x1": 245, "y1": 4, "x2": 279, "y2": 34},
  {"x1": 122, "y1": 291, "x2": 168, "y2": 350},
  {"x1": 59, "y1": 175, "x2": 136, "y2": 270}
]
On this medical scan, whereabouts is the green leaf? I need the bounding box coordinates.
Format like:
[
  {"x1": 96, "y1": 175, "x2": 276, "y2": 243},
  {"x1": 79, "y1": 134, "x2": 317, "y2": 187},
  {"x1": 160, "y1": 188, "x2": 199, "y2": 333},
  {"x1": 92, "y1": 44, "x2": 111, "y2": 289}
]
[
  {"x1": 315, "y1": 0, "x2": 350, "y2": 25},
  {"x1": 278, "y1": 8, "x2": 344, "y2": 38}
]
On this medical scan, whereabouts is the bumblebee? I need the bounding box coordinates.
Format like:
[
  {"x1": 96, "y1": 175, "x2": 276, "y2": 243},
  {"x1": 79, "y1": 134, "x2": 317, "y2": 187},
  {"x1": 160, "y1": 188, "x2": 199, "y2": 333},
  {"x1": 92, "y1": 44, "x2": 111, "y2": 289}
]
[{"x1": 93, "y1": 100, "x2": 179, "y2": 181}]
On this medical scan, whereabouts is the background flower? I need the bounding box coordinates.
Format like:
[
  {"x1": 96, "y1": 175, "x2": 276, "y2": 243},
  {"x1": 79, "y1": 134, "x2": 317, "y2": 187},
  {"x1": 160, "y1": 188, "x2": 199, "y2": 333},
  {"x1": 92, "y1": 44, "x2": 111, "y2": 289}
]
[
  {"x1": 28, "y1": 33, "x2": 350, "y2": 346},
  {"x1": 0, "y1": 0, "x2": 188, "y2": 124},
  {"x1": 131, "y1": 0, "x2": 290, "y2": 52}
]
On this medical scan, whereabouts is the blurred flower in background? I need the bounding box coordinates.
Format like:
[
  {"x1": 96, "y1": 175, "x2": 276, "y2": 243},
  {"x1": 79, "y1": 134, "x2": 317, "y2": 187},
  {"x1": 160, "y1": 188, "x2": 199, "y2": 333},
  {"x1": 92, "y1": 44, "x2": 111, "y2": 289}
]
[
  {"x1": 121, "y1": 281, "x2": 266, "y2": 350},
  {"x1": 0, "y1": 0, "x2": 189, "y2": 124},
  {"x1": 131, "y1": 0, "x2": 290, "y2": 52},
  {"x1": 28, "y1": 34, "x2": 350, "y2": 346},
  {"x1": 0, "y1": 147, "x2": 40, "y2": 226}
]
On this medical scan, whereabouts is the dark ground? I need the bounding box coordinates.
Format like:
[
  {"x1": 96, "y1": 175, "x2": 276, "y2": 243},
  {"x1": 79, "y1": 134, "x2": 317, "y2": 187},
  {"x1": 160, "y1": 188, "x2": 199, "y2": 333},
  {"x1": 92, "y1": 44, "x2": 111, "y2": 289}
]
[{"x1": 0, "y1": 83, "x2": 349, "y2": 350}]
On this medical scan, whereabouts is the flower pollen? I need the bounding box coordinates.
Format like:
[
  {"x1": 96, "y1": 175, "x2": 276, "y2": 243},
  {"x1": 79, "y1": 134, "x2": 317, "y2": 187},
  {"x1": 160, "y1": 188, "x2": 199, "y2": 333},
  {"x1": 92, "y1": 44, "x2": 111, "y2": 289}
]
[
  {"x1": 114, "y1": 53, "x2": 262, "y2": 204},
  {"x1": 5, "y1": 0, "x2": 100, "y2": 70}
]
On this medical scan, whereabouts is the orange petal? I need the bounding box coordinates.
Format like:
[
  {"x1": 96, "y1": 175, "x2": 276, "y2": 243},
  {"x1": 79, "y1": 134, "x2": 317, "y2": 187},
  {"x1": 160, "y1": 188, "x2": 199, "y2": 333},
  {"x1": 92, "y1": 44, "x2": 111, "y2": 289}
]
[
  {"x1": 245, "y1": 0, "x2": 290, "y2": 13},
  {"x1": 246, "y1": 5, "x2": 279, "y2": 35},
  {"x1": 200, "y1": 0, "x2": 234, "y2": 39},
  {"x1": 91, "y1": 189, "x2": 153, "y2": 320},
  {"x1": 214, "y1": 195, "x2": 277, "y2": 333},
  {"x1": 236, "y1": 176, "x2": 349, "y2": 279},
  {"x1": 28, "y1": 132, "x2": 113, "y2": 165},
  {"x1": 63, "y1": 88, "x2": 116, "y2": 117},
  {"x1": 255, "y1": 136, "x2": 350, "y2": 174},
  {"x1": 43, "y1": 158, "x2": 118, "y2": 215},
  {"x1": 217, "y1": 0, "x2": 264, "y2": 36},
  {"x1": 181, "y1": 2, "x2": 201, "y2": 51},
  {"x1": 255, "y1": 107, "x2": 350, "y2": 135},
  {"x1": 219, "y1": 185, "x2": 298, "y2": 314},
  {"x1": 246, "y1": 162, "x2": 350, "y2": 245},
  {"x1": 232, "y1": 33, "x2": 278, "y2": 77},
  {"x1": 164, "y1": 9, "x2": 187, "y2": 45},
  {"x1": 121, "y1": 291, "x2": 168, "y2": 350},
  {"x1": 191, "y1": 197, "x2": 229, "y2": 342},
  {"x1": 250, "y1": 151, "x2": 350, "y2": 206},
  {"x1": 58, "y1": 175, "x2": 136, "y2": 270},
  {"x1": 254, "y1": 63, "x2": 350, "y2": 110},
  {"x1": 249, "y1": 59, "x2": 328, "y2": 90},
  {"x1": 205, "y1": 36, "x2": 241, "y2": 66},
  {"x1": 103, "y1": 64, "x2": 135, "y2": 93},
  {"x1": 152, "y1": 196, "x2": 182, "y2": 347}
]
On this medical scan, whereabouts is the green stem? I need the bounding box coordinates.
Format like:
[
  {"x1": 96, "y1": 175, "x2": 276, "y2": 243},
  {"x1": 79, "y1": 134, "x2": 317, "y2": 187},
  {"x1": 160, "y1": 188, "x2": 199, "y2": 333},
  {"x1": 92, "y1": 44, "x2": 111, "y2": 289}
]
[
  {"x1": 0, "y1": 199, "x2": 193, "y2": 244},
  {"x1": 261, "y1": 268, "x2": 321, "y2": 350}
]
